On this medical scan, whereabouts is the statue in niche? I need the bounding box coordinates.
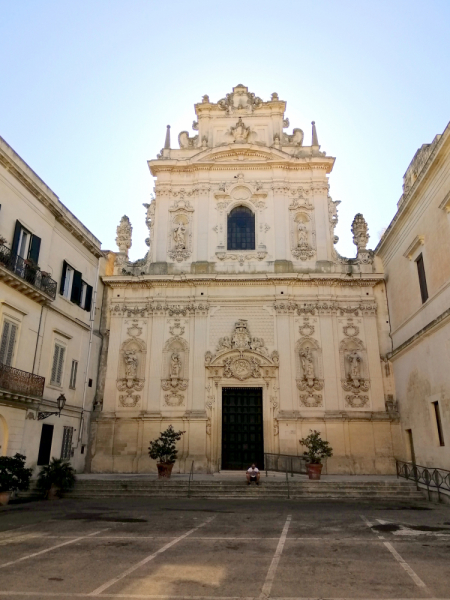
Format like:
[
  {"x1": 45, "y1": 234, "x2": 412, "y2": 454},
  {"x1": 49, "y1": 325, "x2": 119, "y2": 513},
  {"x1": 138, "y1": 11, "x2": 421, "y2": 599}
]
[
  {"x1": 170, "y1": 352, "x2": 182, "y2": 379},
  {"x1": 347, "y1": 351, "x2": 361, "y2": 386},
  {"x1": 173, "y1": 223, "x2": 186, "y2": 249},
  {"x1": 124, "y1": 350, "x2": 138, "y2": 379},
  {"x1": 297, "y1": 221, "x2": 308, "y2": 246},
  {"x1": 300, "y1": 346, "x2": 315, "y2": 386}
]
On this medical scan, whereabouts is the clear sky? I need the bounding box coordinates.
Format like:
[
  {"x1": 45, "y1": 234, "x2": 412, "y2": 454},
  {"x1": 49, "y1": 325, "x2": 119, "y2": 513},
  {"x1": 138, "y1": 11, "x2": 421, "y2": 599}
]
[{"x1": 1, "y1": 1, "x2": 449, "y2": 260}]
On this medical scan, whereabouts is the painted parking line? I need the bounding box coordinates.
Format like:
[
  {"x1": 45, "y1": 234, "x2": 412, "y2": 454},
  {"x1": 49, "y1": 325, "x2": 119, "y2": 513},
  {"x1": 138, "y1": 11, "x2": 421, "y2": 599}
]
[
  {"x1": 2, "y1": 593, "x2": 447, "y2": 599},
  {"x1": 259, "y1": 515, "x2": 291, "y2": 600},
  {"x1": 88, "y1": 517, "x2": 216, "y2": 596},
  {"x1": 360, "y1": 515, "x2": 432, "y2": 595},
  {"x1": 0, "y1": 530, "x2": 105, "y2": 569}
]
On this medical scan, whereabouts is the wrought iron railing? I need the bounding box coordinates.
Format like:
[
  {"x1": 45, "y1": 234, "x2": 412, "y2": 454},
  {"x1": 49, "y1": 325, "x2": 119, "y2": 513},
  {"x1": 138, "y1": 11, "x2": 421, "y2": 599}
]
[
  {"x1": 396, "y1": 459, "x2": 450, "y2": 501},
  {"x1": 187, "y1": 460, "x2": 194, "y2": 498},
  {"x1": 0, "y1": 244, "x2": 57, "y2": 300},
  {"x1": 264, "y1": 452, "x2": 308, "y2": 476},
  {"x1": 0, "y1": 362, "x2": 45, "y2": 398}
]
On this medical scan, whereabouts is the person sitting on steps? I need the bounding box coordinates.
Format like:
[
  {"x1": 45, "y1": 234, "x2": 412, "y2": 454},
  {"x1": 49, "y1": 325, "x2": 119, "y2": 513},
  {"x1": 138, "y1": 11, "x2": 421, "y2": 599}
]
[{"x1": 246, "y1": 464, "x2": 260, "y2": 485}]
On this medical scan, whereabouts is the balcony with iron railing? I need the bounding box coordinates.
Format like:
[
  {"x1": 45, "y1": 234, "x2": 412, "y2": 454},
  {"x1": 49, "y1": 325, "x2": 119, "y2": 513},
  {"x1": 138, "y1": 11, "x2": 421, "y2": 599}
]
[
  {"x1": 0, "y1": 361, "x2": 45, "y2": 398},
  {"x1": 0, "y1": 243, "x2": 57, "y2": 301}
]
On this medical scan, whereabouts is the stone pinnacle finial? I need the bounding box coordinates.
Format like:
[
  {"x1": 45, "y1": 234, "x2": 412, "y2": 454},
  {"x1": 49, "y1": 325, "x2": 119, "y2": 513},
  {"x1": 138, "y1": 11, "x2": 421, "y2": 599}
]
[
  {"x1": 311, "y1": 121, "x2": 319, "y2": 146},
  {"x1": 351, "y1": 213, "x2": 369, "y2": 251},
  {"x1": 116, "y1": 215, "x2": 132, "y2": 258},
  {"x1": 164, "y1": 125, "x2": 171, "y2": 149}
]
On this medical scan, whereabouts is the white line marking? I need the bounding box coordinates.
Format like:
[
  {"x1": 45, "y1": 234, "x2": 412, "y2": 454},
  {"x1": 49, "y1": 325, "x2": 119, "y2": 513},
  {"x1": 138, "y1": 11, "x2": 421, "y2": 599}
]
[
  {"x1": 0, "y1": 530, "x2": 104, "y2": 569},
  {"x1": 382, "y1": 541, "x2": 429, "y2": 589},
  {"x1": 360, "y1": 515, "x2": 431, "y2": 593},
  {"x1": 259, "y1": 516, "x2": 291, "y2": 600},
  {"x1": 0, "y1": 594, "x2": 448, "y2": 599},
  {"x1": 88, "y1": 517, "x2": 216, "y2": 596}
]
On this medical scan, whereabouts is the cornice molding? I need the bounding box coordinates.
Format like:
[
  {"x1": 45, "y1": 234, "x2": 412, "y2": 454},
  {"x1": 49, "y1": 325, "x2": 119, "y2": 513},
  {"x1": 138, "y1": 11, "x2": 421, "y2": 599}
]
[{"x1": 0, "y1": 141, "x2": 103, "y2": 259}]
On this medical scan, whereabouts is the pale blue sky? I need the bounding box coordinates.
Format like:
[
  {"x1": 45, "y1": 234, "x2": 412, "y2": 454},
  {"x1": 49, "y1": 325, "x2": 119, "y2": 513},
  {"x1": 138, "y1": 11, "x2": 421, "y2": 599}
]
[{"x1": 1, "y1": 1, "x2": 449, "y2": 259}]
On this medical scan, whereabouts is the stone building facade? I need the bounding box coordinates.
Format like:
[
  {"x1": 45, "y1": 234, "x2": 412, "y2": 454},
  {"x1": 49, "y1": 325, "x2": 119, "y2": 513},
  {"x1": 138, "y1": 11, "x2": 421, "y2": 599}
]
[
  {"x1": 0, "y1": 136, "x2": 105, "y2": 473},
  {"x1": 377, "y1": 122, "x2": 450, "y2": 470},
  {"x1": 91, "y1": 85, "x2": 401, "y2": 474}
]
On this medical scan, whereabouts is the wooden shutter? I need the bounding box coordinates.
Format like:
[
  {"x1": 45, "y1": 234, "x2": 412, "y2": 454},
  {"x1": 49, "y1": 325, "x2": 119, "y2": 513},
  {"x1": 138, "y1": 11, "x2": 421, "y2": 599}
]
[
  {"x1": 11, "y1": 221, "x2": 22, "y2": 255},
  {"x1": 71, "y1": 270, "x2": 82, "y2": 304},
  {"x1": 84, "y1": 284, "x2": 93, "y2": 312},
  {"x1": 60, "y1": 261, "x2": 68, "y2": 295},
  {"x1": 70, "y1": 360, "x2": 78, "y2": 389},
  {"x1": 416, "y1": 254, "x2": 429, "y2": 303},
  {"x1": 60, "y1": 426, "x2": 73, "y2": 460},
  {"x1": 51, "y1": 345, "x2": 60, "y2": 383},
  {"x1": 56, "y1": 346, "x2": 65, "y2": 385},
  {"x1": 28, "y1": 235, "x2": 41, "y2": 265},
  {"x1": 0, "y1": 321, "x2": 18, "y2": 366}
]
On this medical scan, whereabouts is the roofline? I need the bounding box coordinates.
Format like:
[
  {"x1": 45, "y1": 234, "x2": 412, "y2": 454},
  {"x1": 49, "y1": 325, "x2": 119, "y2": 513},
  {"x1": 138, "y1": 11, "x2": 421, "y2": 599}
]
[
  {"x1": 375, "y1": 121, "x2": 450, "y2": 256},
  {"x1": 0, "y1": 135, "x2": 103, "y2": 258}
]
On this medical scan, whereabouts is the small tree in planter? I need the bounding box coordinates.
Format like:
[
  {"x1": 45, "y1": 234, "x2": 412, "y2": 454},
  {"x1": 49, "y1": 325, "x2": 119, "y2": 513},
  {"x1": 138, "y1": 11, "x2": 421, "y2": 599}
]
[
  {"x1": 148, "y1": 425, "x2": 185, "y2": 479},
  {"x1": 0, "y1": 454, "x2": 33, "y2": 505},
  {"x1": 36, "y1": 458, "x2": 76, "y2": 499},
  {"x1": 300, "y1": 430, "x2": 333, "y2": 480}
]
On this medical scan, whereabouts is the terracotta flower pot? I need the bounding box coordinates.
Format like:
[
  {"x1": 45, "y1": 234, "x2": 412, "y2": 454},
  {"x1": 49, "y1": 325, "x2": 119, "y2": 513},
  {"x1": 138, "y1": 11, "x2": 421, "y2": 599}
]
[
  {"x1": 157, "y1": 463, "x2": 174, "y2": 479},
  {"x1": 307, "y1": 463, "x2": 323, "y2": 480},
  {"x1": 0, "y1": 491, "x2": 11, "y2": 506},
  {"x1": 47, "y1": 484, "x2": 61, "y2": 500}
]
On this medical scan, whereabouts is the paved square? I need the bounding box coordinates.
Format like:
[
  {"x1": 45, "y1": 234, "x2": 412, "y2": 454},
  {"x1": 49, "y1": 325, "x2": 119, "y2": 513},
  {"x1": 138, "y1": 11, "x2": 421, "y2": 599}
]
[{"x1": 0, "y1": 497, "x2": 449, "y2": 600}]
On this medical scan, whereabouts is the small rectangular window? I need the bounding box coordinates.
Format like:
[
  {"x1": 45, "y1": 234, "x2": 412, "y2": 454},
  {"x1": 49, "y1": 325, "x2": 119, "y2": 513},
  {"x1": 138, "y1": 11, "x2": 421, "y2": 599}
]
[
  {"x1": 416, "y1": 253, "x2": 429, "y2": 303},
  {"x1": 50, "y1": 344, "x2": 66, "y2": 386},
  {"x1": 433, "y1": 401, "x2": 445, "y2": 446},
  {"x1": 69, "y1": 359, "x2": 78, "y2": 389},
  {"x1": 0, "y1": 320, "x2": 18, "y2": 366},
  {"x1": 79, "y1": 281, "x2": 87, "y2": 309},
  {"x1": 60, "y1": 426, "x2": 73, "y2": 460}
]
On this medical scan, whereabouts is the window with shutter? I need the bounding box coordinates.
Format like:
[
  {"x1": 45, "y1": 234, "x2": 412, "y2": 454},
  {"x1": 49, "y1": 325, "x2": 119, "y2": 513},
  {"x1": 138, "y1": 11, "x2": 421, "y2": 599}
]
[
  {"x1": 62, "y1": 265, "x2": 74, "y2": 299},
  {"x1": 0, "y1": 320, "x2": 18, "y2": 366},
  {"x1": 51, "y1": 344, "x2": 65, "y2": 386},
  {"x1": 60, "y1": 426, "x2": 73, "y2": 460},
  {"x1": 69, "y1": 360, "x2": 78, "y2": 389}
]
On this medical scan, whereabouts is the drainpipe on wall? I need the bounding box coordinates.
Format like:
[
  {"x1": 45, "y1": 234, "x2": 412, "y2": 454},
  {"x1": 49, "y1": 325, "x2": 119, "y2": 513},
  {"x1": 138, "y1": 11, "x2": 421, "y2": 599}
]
[{"x1": 77, "y1": 260, "x2": 101, "y2": 448}]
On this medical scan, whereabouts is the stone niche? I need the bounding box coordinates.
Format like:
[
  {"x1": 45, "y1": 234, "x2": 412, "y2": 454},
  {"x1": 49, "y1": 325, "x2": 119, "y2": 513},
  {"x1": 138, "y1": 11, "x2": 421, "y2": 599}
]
[
  {"x1": 161, "y1": 336, "x2": 189, "y2": 407},
  {"x1": 116, "y1": 336, "x2": 146, "y2": 409}
]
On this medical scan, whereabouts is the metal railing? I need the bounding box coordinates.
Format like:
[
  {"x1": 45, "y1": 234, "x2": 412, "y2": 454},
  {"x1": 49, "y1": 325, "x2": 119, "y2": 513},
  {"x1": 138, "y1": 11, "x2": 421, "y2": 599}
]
[
  {"x1": 187, "y1": 460, "x2": 194, "y2": 498},
  {"x1": 264, "y1": 452, "x2": 308, "y2": 476},
  {"x1": 0, "y1": 244, "x2": 57, "y2": 300},
  {"x1": 396, "y1": 459, "x2": 450, "y2": 502},
  {"x1": 0, "y1": 362, "x2": 45, "y2": 398}
]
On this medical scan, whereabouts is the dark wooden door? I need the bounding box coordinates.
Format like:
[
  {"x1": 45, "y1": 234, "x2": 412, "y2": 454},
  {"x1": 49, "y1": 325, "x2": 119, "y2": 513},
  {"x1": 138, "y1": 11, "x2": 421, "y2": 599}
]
[
  {"x1": 222, "y1": 387, "x2": 264, "y2": 470},
  {"x1": 37, "y1": 424, "x2": 54, "y2": 465}
]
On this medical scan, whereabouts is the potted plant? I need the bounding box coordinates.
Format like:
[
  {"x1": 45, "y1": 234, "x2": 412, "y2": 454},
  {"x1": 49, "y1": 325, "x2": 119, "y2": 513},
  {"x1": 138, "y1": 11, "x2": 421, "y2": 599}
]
[
  {"x1": 36, "y1": 458, "x2": 76, "y2": 499},
  {"x1": 300, "y1": 429, "x2": 333, "y2": 480},
  {"x1": 0, "y1": 453, "x2": 33, "y2": 505},
  {"x1": 148, "y1": 425, "x2": 185, "y2": 479}
]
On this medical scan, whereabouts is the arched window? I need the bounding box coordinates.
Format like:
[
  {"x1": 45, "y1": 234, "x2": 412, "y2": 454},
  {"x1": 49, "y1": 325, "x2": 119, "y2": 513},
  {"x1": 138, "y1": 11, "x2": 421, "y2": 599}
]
[{"x1": 227, "y1": 206, "x2": 255, "y2": 250}]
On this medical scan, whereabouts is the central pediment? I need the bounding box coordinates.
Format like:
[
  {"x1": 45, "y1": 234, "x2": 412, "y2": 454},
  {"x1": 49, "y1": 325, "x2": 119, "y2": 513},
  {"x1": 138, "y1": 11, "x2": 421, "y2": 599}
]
[{"x1": 191, "y1": 144, "x2": 293, "y2": 164}]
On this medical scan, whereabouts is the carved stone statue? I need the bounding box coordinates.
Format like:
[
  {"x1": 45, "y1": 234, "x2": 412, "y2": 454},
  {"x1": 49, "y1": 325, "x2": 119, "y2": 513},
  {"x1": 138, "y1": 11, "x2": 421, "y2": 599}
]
[
  {"x1": 178, "y1": 131, "x2": 198, "y2": 149},
  {"x1": 347, "y1": 351, "x2": 361, "y2": 385},
  {"x1": 124, "y1": 350, "x2": 138, "y2": 379},
  {"x1": 297, "y1": 221, "x2": 308, "y2": 246},
  {"x1": 170, "y1": 352, "x2": 182, "y2": 379},
  {"x1": 116, "y1": 215, "x2": 132, "y2": 257},
  {"x1": 173, "y1": 223, "x2": 186, "y2": 249},
  {"x1": 300, "y1": 347, "x2": 315, "y2": 386}
]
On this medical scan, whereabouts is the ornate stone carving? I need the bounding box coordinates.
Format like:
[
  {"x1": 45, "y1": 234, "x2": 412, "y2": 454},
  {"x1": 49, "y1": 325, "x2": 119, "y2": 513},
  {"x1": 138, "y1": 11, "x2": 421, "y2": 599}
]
[
  {"x1": 178, "y1": 131, "x2": 198, "y2": 148},
  {"x1": 345, "y1": 394, "x2": 369, "y2": 408},
  {"x1": 328, "y1": 197, "x2": 340, "y2": 244},
  {"x1": 164, "y1": 393, "x2": 184, "y2": 407},
  {"x1": 223, "y1": 356, "x2": 262, "y2": 380},
  {"x1": 119, "y1": 393, "x2": 141, "y2": 407},
  {"x1": 116, "y1": 215, "x2": 132, "y2": 257},
  {"x1": 351, "y1": 213, "x2": 374, "y2": 265},
  {"x1": 216, "y1": 251, "x2": 267, "y2": 264},
  {"x1": 116, "y1": 333, "x2": 146, "y2": 407},
  {"x1": 217, "y1": 85, "x2": 263, "y2": 114},
  {"x1": 299, "y1": 320, "x2": 315, "y2": 337},
  {"x1": 270, "y1": 350, "x2": 279, "y2": 365},
  {"x1": 273, "y1": 301, "x2": 377, "y2": 316},
  {"x1": 169, "y1": 319, "x2": 185, "y2": 337},
  {"x1": 282, "y1": 128, "x2": 304, "y2": 146},
  {"x1": 289, "y1": 200, "x2": 316, "y2": 261},
  {"x1": 342, "y1": 321, "x2": 359, "y2": 337},
  {"x1": 216, "y1": 320, "x2": 269, "y2": 357},
  {"x1": 168, "y1": 197, "x2": 194, "y2": 262},
  {"x1": 339, "y1": 337, "x2": 370, "y2": 399},
  {"x1": 162, "y1": 337, "x2": 189, "y2": 404},
  {"x1": 299, "y1": 393, "x2": 323, "y2": 408},
  {"x1": 226, "y1": 117, "x2": 251, "y2": 143}
]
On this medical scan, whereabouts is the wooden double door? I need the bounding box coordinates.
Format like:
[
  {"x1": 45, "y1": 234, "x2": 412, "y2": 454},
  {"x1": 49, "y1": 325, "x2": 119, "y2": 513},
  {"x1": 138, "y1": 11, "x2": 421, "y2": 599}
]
[{"x1": 221, "y1": 387, "x2": 264, "y2": 470}]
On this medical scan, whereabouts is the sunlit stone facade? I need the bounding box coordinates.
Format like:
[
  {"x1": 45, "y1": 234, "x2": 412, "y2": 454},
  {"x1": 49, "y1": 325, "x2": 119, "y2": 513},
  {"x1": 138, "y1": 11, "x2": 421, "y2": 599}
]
[{"x1": 90, "y1": 86, "x2": 401, "y2": 474}]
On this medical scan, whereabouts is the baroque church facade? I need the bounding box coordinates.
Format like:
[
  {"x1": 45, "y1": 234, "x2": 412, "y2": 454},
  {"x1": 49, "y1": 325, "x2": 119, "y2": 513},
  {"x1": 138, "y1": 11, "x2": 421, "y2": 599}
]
[{"x1": 90, "y1": 85, "x2": 401, "y2": 474}]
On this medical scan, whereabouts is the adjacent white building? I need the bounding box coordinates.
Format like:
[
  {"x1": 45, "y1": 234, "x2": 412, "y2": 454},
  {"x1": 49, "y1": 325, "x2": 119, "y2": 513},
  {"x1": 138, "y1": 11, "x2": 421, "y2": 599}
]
[
  {"x1": 0, "y1": 136, "x2": 104, "y2": 473},
  {"x1": 377, "y1": 122, "x2": 450, "y2": 470}
]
